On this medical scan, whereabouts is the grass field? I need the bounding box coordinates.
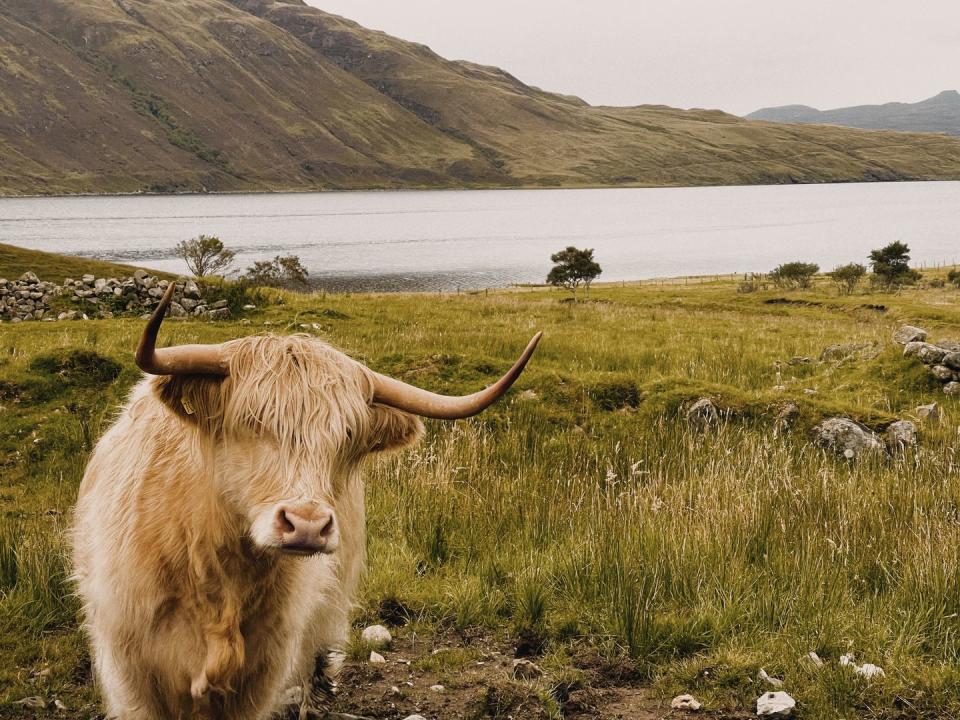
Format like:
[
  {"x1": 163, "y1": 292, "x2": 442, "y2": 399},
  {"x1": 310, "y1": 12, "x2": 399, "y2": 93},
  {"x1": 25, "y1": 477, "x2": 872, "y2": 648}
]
[{"x1": 1, "y1": 255, "x2": 959, "y2": 718}]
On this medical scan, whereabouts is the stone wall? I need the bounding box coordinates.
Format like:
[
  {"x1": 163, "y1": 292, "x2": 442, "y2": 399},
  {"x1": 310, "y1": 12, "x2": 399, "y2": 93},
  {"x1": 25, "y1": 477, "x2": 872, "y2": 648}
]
[{"x1": 0, "y1": 271, "x2": 231, "y2": 322}]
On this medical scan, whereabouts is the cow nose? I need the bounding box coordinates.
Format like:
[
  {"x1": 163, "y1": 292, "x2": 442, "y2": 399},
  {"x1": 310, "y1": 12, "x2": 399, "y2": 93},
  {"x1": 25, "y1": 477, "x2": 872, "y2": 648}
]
[{"x1": 274, "y1": 504, "x2": 338, "y2": 555}]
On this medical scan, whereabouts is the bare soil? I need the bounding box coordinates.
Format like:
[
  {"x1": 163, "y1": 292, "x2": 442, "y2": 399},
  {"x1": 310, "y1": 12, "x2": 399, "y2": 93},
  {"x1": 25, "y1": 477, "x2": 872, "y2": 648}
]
[{"x1": 326, "y1": 630, "x2": 751, "y2": 720}]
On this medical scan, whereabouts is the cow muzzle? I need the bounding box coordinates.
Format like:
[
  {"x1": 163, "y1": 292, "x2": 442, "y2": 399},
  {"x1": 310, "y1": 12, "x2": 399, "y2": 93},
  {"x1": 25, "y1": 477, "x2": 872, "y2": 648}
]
[{"x1": 267, "y1": 502, "x2": 339, "y2": 556}]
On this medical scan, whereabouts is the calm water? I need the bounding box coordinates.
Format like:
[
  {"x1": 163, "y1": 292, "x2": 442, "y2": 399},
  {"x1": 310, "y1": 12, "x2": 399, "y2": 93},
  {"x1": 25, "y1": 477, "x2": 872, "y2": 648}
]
[{"x1": 1, "y1": 183, "x2": 958, "y2": 291}]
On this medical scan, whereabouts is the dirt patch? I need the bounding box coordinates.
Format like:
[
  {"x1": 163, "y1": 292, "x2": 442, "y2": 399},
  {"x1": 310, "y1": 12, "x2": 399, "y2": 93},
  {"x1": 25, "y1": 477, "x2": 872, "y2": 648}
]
[{"x1": 325, "y1": 630, "x2": 739, "y2": 719}]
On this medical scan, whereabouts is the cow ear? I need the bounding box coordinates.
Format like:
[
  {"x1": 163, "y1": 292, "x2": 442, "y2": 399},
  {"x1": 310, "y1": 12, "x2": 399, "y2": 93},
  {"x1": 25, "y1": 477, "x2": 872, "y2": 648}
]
[
  {"x1": 367, "y1": 406, "x2": 425, "y2": 454},
  {"x1": 152, "y1": 375, "x2": 226, "y2": 433}
]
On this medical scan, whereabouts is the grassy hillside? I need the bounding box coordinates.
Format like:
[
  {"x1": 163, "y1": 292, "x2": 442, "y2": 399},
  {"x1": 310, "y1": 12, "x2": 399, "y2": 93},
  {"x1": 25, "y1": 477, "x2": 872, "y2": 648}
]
[
  {"x1": 0, "y1": 243, "x2": 174, "y2": 282},
  {"x1": 4, "y1": 0, "x2": 960, "y2": 194},
  {"x1": 236, "y1": 0, "x2": 960, "y2": 187},
  {"x1": 2, "y1": 254, "x2": 960, "y2": 717}
]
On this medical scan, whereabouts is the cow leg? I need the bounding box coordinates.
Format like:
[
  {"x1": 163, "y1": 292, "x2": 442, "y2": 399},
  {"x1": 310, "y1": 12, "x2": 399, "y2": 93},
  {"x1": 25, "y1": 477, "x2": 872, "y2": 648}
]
[{"x1": 92, "y1": 635, "x2": 169, "y2": 720}]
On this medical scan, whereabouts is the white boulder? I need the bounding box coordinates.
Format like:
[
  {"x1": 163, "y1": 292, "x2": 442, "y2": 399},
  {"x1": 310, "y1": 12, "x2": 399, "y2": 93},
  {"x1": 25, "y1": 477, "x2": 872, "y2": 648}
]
[
  {"x1": 670, "y1": 693, "x2": 702, "y2": 711},
  {"x1": 756, "y1": 691, "x2": 796, "y2": 717},
  {"x1": 360, "y1": 624, "x2": 392, "y2": 649}
]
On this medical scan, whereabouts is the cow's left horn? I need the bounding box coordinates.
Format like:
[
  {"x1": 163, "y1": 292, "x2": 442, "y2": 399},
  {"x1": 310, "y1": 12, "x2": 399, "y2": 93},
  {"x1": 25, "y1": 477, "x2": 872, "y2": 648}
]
[
  {"x1": 370, "y1": 332, "x2": 542, "y2": 420},
  {"x1": 136, "y1": 283, "x2": 229, "y2": 376}
]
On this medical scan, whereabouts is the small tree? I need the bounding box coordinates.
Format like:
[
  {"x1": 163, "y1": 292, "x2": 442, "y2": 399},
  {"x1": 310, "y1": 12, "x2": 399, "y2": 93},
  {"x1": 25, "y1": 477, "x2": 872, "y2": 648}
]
[
  {"x1": 769, "y1": 262, "x2": 819, "y2": 289},
  {"x1": 243, "y1": 255, "x2": 309, "y2": 289},
  {"x1": 547, "y1": 246, "x2": 602, "y2": 299},
  {"x1": 827, "y1": 263, "x2": 866, "y2": 295},
  {"x1": 947, "y1": 268, "x2": 960, "y2": 287},
  {"x1": 174, "y1": 235, "x2": 235, "y2": 277},
  {"x1": 869, "y1": 241, "x2": 920, "y2": 290}
]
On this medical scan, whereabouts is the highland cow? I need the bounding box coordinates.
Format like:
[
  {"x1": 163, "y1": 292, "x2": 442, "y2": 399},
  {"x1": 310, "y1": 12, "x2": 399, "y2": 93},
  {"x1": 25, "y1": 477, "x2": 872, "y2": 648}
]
[{"x1": 72, "y1": 284, "x2": 540, "y2": 719}]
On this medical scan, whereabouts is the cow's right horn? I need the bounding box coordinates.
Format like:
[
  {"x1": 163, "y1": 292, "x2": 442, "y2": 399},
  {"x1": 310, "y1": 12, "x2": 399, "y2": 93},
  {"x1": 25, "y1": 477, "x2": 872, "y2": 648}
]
[
  {"x1": 369, "y1": 332, "x2": 542, "y2": 420},
  {"x1": 136, "y1": 283, "x2": 229, "y2": 376}
]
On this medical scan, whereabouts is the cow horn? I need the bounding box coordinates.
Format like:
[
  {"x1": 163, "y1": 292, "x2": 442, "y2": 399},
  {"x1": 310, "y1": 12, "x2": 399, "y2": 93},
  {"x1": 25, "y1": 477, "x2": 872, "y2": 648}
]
[
  {"x1": 370, "y1": 332, "x2": 542, "y2": 420},
  {"x1": 135, "y1": 283, "x2": 229, "y2": 376}
]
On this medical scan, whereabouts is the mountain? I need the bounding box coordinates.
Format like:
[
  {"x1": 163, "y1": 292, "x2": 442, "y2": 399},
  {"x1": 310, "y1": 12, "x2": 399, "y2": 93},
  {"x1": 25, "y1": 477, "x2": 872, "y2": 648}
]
[
  {"x1": 747, "y1": 91, "x2": 960, "y2": 137},
  {"x1": 3, "y1": 1, "x2": 960, "y2": 195}
]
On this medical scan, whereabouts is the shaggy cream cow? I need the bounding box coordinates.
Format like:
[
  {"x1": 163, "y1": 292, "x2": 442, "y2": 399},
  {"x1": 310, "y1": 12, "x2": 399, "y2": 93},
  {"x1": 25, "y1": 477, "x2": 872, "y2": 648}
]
[{"x1": 72, "y1": 284, "x2": 540, "y2": 719}]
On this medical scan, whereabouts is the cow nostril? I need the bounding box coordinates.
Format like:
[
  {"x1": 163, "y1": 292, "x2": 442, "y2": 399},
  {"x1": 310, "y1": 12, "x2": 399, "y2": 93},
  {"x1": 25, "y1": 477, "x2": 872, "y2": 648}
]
[
  {"x1": 275, "y1": 509, "x2": 296, "y2": 534},
  {"x1": 318, "y1": 513, "x2": 335, "y2": 539}
]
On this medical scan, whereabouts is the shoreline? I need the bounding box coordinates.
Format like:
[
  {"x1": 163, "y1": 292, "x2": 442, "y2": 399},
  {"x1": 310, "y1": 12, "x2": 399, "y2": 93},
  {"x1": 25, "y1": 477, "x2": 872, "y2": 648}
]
[{"x1": 1, "y1": 177, "x2": 956, "y2": 202}]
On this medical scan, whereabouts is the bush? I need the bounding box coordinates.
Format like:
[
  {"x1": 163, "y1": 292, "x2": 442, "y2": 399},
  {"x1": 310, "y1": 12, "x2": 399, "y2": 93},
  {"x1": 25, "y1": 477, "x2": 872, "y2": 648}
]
[
  {"x1": 948, "y1": 268, "x2": 960, "y2": 287},
  {"x1": 827, "y1": 263, "x2": 866, "y2": 295},
  {"x1": 769, "y1": 262, "x2": 819, "y2": 289},
  {"x1": 869, "y1": 241, "x2": 921, "y2": 290},
  {"x1": 174, "y1": 235, "x2": 235, "y2": 277},
  {"x1": 198, "y1": 278, "x2": 266, "y2": 315},
  {"x1": 243, "y1": 255, "x2": 309, "y2": 289}
]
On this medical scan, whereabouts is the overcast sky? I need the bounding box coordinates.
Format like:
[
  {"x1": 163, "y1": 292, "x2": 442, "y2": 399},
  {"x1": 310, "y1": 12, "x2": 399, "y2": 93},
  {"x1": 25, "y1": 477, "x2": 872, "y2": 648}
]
[{"x1": 305, "y1": 0, "x2": 958, "y2": 116}]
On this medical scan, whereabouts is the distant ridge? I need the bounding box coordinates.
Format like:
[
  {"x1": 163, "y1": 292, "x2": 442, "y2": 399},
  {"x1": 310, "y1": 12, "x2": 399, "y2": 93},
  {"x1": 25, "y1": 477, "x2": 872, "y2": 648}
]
[
  {"x1": 4, "y1": 0, "x2": 960, "y2": 195},
  {"x1": 747, "y1": 91, "x2": 960, "y2": 137}
]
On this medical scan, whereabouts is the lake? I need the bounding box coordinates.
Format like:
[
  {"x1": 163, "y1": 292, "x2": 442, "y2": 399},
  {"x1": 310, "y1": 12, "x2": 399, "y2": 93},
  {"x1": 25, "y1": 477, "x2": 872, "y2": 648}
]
[{"x1": 1, "y1": 183, "x2": 958, "y2": 291}]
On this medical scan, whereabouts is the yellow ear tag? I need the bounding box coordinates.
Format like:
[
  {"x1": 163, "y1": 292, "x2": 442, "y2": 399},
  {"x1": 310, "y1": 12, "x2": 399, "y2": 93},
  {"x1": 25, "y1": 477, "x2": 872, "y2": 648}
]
[{"x1": 181, "y1": 397, "x2": 196, "y2": 416}]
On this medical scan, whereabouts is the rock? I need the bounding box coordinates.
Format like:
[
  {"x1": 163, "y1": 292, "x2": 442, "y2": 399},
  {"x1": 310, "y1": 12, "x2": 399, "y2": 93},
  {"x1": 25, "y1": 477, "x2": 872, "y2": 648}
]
[
  {"x1": 787, "y1": 356, "x2": 812, "y2": 365},
  {"x1": 207, "y1": 308, "x2": 231, "y2": 321},
  {"x1": 931, "y1": 365, "x2": 958, "y2": 382},
  {"x1": 855, "y1": 663, "x2": 885, "y2": 680},
  {"x1": 402, "y1": 716, "x2": 427, "y2": 720},
  {"x1": 893, "y1": 325, "x2": 927, "y2": 345},
  {"x1": 511, "y1": 658, "x2": 543, "y2": 680},
  {"x1": 183, "y1": 279, "x2": 201, "y2": 299},
  {"x1": 211, "y1": 299, "x2": 229, "y2": 310},
  {"x1": 242, "y1": 304, "x2": 257, "y2": 310},
  {"x1": 841, "y1": 655, "x2": 886, "y2": 680},
  {"x1": 915, "y1": 403, "x2": 940, "y2": 422},
  {"x1": 429, "y1": 684, "x2": 445, "y2": 693},
  {"x1": 670, "y1": 694, "x2": 702, "y2": 711},
  {"x1": 368, "y1": 651, "x2": 386, "y2": 664},
  {"x1": 885, "y1": 420, "x2": 918, "y2": 451},
  {"x1": 360, "y1": 624, "x2": 391, "y2": 649},
  {"x1": 820, "y1": 342, "x2": 873, "y2": 362},
  {"x1": 944, "y1": 352, "x2": 960, "y2": 372},
  {"x1": 686, "y1": 397, "x2": 719, "y2": 427},
  {"x1": 19, "y1": 271, "x2": 39, "y2": 284},
  {"x1": 758, "y1": 668, "x2": 784, "y2": 688},
  {"x1": 813, "y1": 418, "x2": 884, "y2": 459},
  {"x1": 180, "y1": 298, "x2": 199, "y2": 312},
  {"x1": 94, "y1": 278, "x2": 107, "y2": 290},
  {"x1": 756, "y1": 691, "x2": 796, "y2": 717},
  {"x1": 944, "y1": 382, "x2": 960, "y2": 396},
  {"x1": 904, "y1": 342, "x2": 948, "y2": 365},
  {"x1": 806, "y1": 651, "x2": 824, "y2": 667},
  {"x1": 81, "y1": 274, "x2": 95, "y2": 285},
  {"x1": 517, "y1": 389, "x2": 538, "y2": 401},
  {"x1": 169, "y1": 302, "x2": 188, "y2": 318},
  {"x1": 937, "y1": 339, "x2": 960, "y2": 353}
]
